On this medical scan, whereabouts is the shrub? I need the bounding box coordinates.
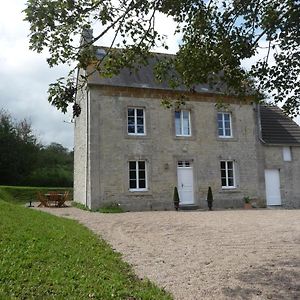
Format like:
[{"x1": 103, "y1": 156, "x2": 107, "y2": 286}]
[
  {"x1": 207, "y1": 186, "x2": 213, "y2": 211},
  {"x1": 173, "y1": 186, "x2": 180, "y2": 211}
]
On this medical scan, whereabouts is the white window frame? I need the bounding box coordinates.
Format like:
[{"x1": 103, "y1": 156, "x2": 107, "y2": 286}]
[
  {"x1": 127, "y1": 107, "x2": 146, "y2": 136},
  {"x1": 282, "y1": 147, "x2": 292, "y2": 161},
  {"x1": 175, "y1": 110, "x2": 191, "y2": 136},
  {"x1": 217, "y1": 112, "x2": 232, "y2": 138},
  {"x1": 128, "y1": 160, "x2": 148, "y2": 191},
  {"x1": 220, "y1": 160, "x2": 236, "y2": 189}
]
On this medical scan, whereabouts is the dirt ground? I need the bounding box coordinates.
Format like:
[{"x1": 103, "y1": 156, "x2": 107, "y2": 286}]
[{"x1": 35, "y1": 206, "x2": 300, "y2": 300}]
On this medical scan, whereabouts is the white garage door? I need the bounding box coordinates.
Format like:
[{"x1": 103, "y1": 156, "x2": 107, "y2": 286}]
[{"x1": 265, "y1": 169, "x2": 282, "y2": 206}]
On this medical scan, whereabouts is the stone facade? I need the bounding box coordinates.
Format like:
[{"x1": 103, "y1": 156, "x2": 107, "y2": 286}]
[{"x1": 75, "y1": 83, "x2": 298, "y2": 211}]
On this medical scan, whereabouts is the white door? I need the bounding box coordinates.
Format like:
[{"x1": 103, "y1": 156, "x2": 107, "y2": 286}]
[
  {"x1": 265, "y1": 169, "x2": 282, "y2": 206},
  {"x1": 177, "y1": 161, "x2": 194, "y2": 205}
]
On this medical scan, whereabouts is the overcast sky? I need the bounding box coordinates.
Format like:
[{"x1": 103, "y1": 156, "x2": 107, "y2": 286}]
[
  {"x1": 0, "y1": 1, "x2": 74, "y2": 149},
  {"x1": 1, "y1": 1, "x2": 298, "y2": 151},
  {"x1": 0, "y1": 1, "x2": 180, "y2": 151}
]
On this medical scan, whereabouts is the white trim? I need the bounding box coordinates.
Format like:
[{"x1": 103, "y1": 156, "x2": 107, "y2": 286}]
[
  {"x1": 218, "y1": 112, "x2": 233, "y2": 138},
  {"x1": 282, "y1": 147, "x2": 292, "y2": 161},
  {"x1": 220, "y1": 160, "x2": 236, "y2": 189},
  {"x1": 175, "y1": 110, "x2": 191, "y2": 136},
  {"x1": 127, "y1": 107, "x2": 146, "y2": 136},
  {"x1": 129, "y1": 160, "x2": 148, "y2": 191}
]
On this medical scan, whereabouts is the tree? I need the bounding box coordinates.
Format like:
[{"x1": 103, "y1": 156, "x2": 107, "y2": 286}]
[
  {"x1": 207, "y1": 186, "x2": 213, "y2": 211},
  {"x1": 24, "y1": 0, "x2": 300, "y2": 116},
  {"x1": 0, "y1": 110, "x2": 40, "y2": 185}
]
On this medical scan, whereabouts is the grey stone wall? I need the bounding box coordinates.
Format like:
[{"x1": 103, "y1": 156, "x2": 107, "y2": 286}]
[
  {"x1": 86, "y1": 86, "x2": 264, "y2": 211},
  {"x1": 73, "y1": 80, "x2": 88, "y2": 206},
  {"x1": 261, "y1": 145, "x2": 300, "y2": 208}
]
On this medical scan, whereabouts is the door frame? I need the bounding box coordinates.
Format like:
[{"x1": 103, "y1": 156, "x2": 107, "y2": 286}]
[
  {"x1": 176, "y1": 160, "x2": 195, "y2": 205},
  {"x1": 264, "y1": 169, "x2": 282, "y2": 206}
]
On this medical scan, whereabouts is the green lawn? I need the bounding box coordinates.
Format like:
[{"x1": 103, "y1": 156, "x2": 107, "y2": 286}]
[
  {"x1": 0, "y1": 200, "x2": 172, "y2": 299},
  {"x1": 0, "y1": 185, "x2": 73, "y2": 205}
]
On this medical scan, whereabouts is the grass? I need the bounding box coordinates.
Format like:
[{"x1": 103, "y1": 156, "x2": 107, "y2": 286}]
[
  {"x1": 0, "y1": 200, "x2": 172, "y2": 299},
  {"x1": 72, "y1": 202, "x2": 125, "y2": 213},
  {"x1": 0, "y1": 185, "x2": 73, "y2": 205}
]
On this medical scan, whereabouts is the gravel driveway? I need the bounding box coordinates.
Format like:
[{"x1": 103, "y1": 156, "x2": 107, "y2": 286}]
[{"x1": 36, "y1": 206, "x2": 300, "y2": 299}]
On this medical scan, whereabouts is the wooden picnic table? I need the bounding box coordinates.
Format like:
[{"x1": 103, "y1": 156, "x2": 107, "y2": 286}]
[{"x1": 37, "y1": 191, "x2": 69, "y2": 207}]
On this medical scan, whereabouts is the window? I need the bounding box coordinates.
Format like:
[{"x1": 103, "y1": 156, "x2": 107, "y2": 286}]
[
  {"x1": 217, "y1": 112, "x2": 232, "y2": 137},
  {"x1": 283, "y1": 147, "x2": 292, "y2": 161},
  {"x1": 175, "y1": 110, "x2": 191, "y2": 136},
  {"x1": 220, "y1": 161, "x2": 235, "y2": 188},
  {"x1": 129, "y1": 161, "x2": 147, "y2": 191},
  {"x1": 177, "y1": 161, "x2": 191, "y2": 168},
  {"x1": 127, "y1": 108, "x2": 145, "y2": 135}
]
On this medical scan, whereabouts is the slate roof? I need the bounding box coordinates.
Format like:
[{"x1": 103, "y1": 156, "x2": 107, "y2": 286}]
[
  {"x1": 260, "y1": 105, "x2": 300, "y2": 145},
  {"x1": 88, "y1": 48, "x2": 226, "y2": 94}
]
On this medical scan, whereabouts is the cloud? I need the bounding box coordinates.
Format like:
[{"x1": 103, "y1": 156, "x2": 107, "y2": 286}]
[{"x1": 0, "y1": 0, "x2": 73, "y2": 149}]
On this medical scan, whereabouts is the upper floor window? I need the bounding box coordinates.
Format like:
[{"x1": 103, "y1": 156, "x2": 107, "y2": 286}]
[
  {"x1": 175, "y1": 110, "x2": 191, "y2": 136},
  {"x1": 129, "y1": 160, "x2": 147, "y2": 191},
  {"x1": 283, "y1": 147, "x2": 292, "y2": 161},
  {"x1": 127, "y1": 108, "x2": 145, "y2": 135},
  {"x1": 217, "y1": 112, "x2": 232, "y2": 138},
  {"x1": 220, "y1": 160, "x2": 235, "y2": 188}
]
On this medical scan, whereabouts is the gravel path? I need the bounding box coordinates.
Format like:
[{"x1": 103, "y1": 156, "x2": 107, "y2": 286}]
[{"x1": 35, "y1": 206, "x2": 300, "y2": 299}]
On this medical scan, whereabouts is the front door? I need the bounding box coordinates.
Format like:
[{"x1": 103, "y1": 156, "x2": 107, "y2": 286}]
[
  {"x1": 177, "y1": 161, "x2": 194, "y2": 205},
  {"x1": 265, "y1": 169, "x2": 282, "y2": 206}
]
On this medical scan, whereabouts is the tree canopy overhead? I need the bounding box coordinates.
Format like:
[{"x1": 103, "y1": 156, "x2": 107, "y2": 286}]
[{"x1": 24, "y1": 0, "x2": 300, "y2": 116}]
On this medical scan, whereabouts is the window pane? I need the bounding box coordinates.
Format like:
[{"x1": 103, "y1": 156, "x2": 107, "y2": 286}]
[
  {"x1": 129, "y1": 170, "x2": 136, "y2": 180},
  {"x1": 218, "y1": 120, "x2": 223, "y2": 129},
  {"x1": 129, "y1": 161, "x2": 136, "y2": 170},
  {"x1": 220, "y1": 161, "x2": 225, "y2": 169},
  {"x1": 128, "y1": 117, "x2": 135, "y2": 125},
  {"x1": 225, "y1": 129, "x2": 231, "y2": 136},
  {"x1": 183, "y1": 111, "x2": 189, "y2": 120},
  {"x1": 228, "y1": 169, "x2": 233, "y2": 178},
  {"x1": 175, "y1": 114, "x2": 181, "y2": 135},
  {"x1": 136, "y1": 109, "x2": 144, "y2": 117},
  {"x1": 139, "y1": 179, "x2": 146, "y2": 189},
  {"x1": 217, "y1": 113, "x2": 223, "y2": 121},
  {"x1": 221, "y1": 178, "x2": 227, "y2": 186},
  {"x1": 130, "y1": 180, "x2": 137, "y2": 189},
  {"x1": 183, "y1": 114, "x2": 190, "y2": 135},
  {"x1": 224, "y1": 113, "x2": 230, "y2": 121},
  {"x1": 227, "y1": 161, "x2": 233, "y2": 169},
  {"x1": 137, "y1": 117, "x2": 144, "y2": 125},
  {"x1": 221, "y1": 169, "x2": 226, "y2": 178},
  {"x1": 228, "y1": 178, "x2": 234, "y2": 186},
  {"x1": 137, "y1": 125, "x2": 144, "y2": 134},
  {"x1": 138, "y1": 161, "x2": 145, "y2": 170},
  {"x1": 139, "y1": 170, "x2": 145, "y2": 180},
  {"x1": 128, "y1": 125, "x2": 135, "y2": 133},
  {"x1": 128, "y1": 108, "x2": 134, "y2": 116}
]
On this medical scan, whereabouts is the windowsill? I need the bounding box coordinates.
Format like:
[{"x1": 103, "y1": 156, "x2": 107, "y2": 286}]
[
  {"x1": 220, "y1": 188, "x2": 240, "y2": 193},
  {"x1": 126, "y1": 190, "x2": 152, "y2": 196},
  {"x1": 216, "y1": 136, "x2": 238, "y2": 142},
  {"x1": 125, "y1": 135, "x2": 150, "y2": 140},
  {"x1": 174, "y1": 135, "x2": 195, "y2": 141}
]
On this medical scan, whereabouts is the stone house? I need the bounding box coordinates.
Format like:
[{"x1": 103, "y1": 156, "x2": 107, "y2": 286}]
[{"x1": 74, "y1": 50, "x2": 300, "y2": 210}]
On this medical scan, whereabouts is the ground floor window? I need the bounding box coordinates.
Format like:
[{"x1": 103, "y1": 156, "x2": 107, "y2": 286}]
[
  {"x1": 129, "y1": 161, "x2": 147, "y2": 191},
  {"x1": 220, "y1": 160, "x2": 235, "y2": 188}
]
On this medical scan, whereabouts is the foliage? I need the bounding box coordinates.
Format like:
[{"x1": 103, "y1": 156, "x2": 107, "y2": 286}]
[
  {"x1": 207, "y1": 186, "x2": 213, "y2": 211},
  {"x1": 0, "y1": 110, "x2": 40, "y2": 185},
  {"x1": 0, "y1": 110, "x2": 73, "y2": 187},
  {"x1": 244, "y1": 196, "x2": 251, "y2": 204},
  {"x1": 0, "y1": 186, "x2": 73, "y2": 205},
  {"x1": 99, "y1": 202, "x2": 124, "y2": 213},
  {"x1": 0, "y1": 200, "x2": 172, "y2": 299},
  {"x1": 24, "y1": 0, "x2": 300, "y2": 116},
  {"x1": 173, "y1": 186, "x2": 180, "y2": 211}
]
